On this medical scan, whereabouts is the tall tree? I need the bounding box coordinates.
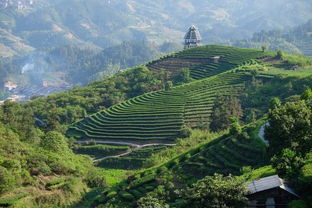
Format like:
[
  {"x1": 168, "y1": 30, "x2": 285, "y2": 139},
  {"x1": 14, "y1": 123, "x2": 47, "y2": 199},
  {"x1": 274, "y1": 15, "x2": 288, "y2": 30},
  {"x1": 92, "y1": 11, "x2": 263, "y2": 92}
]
[
  {"x1": 210, "y1": 96, "x2": 243, "y2": 131},
  {"x1": 182, "y1": 174, "x2": 248, "y2": 208}
]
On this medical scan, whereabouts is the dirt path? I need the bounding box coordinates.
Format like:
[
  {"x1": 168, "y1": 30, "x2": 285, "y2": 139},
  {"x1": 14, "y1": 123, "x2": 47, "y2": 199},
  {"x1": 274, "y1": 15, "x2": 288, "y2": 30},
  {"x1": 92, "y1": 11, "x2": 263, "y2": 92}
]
[
  {"x1": 76, "y1": 140, "x2": 176, "y2": 162},
  {"x1": 258, "y1": 123, "x2": 269, "y2": 145}
]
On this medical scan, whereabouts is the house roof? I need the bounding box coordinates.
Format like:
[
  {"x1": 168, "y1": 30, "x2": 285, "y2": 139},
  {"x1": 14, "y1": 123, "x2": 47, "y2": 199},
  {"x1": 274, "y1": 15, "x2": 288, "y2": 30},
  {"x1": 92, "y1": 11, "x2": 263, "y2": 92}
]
[
  {"x1": 247, "y1": 175, "x2": 299, "y2": 197},
  {"x1": 184, "y1": 25, "x2": 202, "y2": 40}
]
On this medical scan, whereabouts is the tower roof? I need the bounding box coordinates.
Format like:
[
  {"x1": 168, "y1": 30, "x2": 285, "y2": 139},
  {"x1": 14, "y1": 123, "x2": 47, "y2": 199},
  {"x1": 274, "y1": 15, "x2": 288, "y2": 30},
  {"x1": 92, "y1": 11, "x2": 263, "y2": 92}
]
[{"x1": 184, "y1": 25, "x2": 202, "y2": 40}]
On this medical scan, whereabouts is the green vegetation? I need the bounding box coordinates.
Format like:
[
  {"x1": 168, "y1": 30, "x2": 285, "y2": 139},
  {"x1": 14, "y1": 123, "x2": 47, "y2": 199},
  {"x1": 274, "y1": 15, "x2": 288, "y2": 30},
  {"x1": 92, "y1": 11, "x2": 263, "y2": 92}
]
[
  {"x1": 69, "y1": 46, "x2": 271, "y2": 143},
  {"x1": 0, "y1": 101, "x2": 106, "y2": 207},
  {"x1": 75, "y1": 144, "x2": 130, "y2": 160},
  {"x1": 97, "y1": 146, "x2": 167, "y2": 170},
  {"x1": 2, "y1": 45, "x2": 312, "y2": 207},
  {"x1": 94, "y1": 122, "x2": 267, "y2": 207},
  {"x1": 232, "y1": 19, "x2": 312, "y2": 56},
  {"x1": 264, "y1": 93, "x2": 312, "y2": 206},
  {"x1": 148, "y1": 45, "x2": 268, "y2": 80}
]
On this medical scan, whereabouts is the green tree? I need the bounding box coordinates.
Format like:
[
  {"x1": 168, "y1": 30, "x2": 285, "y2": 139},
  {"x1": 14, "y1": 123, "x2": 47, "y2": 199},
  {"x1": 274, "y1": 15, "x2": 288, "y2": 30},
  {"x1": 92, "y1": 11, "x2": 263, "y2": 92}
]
[
  {"x1": 173, "y1": 68, "x2": 192, "y2": 84},
  {"x1": 269, "y1": 97, "x2": 281, "y2": 109},
  {"x1": 271, "y1": 148, "x2": 304, "y2": 178},
  {"x1": 301, "y1": 89, "x2": 312, "y2": 101},
  {"x1": 229, "y1": 117, "x2": 242, "y2": 136},
  {"x1": 182, "y1": 174, "x2": 248, "y2": 208},
  {"x1": 40, "y1": 131, "x2": 69, "y2": 153},
  {"x1": 210, "y1": 96, "x2": 243, "y2": 131},
  {"x1": 265, "y1": 100, "x2": 312, "y2": 156},
  {"x1": 261, "y1": 45, "x2": 268, "y2": 52},
  {"x1": 276, "y1": 50, "x2": 284, "y2": 59},
  {"x1": 137, "y1": 196, "x2": 169, "y2": 208}
]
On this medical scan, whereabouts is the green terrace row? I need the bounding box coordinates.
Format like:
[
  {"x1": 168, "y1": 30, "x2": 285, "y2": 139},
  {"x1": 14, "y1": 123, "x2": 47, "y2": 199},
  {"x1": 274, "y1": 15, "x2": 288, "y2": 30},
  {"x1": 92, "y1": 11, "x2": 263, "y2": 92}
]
[
  {"x1": 68, "y1": 71, "x2": 254, "y2": 142},
  {"x1": 100, "y1": 131, "x2": 267, "y2": 204},
  {"x1": 96, "y1": 146, "x2": 167, "y2": 170}
]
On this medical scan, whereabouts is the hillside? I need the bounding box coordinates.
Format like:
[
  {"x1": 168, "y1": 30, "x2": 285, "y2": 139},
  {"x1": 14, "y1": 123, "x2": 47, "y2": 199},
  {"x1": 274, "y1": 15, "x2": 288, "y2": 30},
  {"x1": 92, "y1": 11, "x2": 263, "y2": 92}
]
[
  {"x1": 0, "y1": 41, "x2": 180, "y2": 103},
  {"x1": 1, "y1": 0, "x2": 312, "y2": 56},
  {"x1": 68, "y1": 45, "x2": 312, "y2": 144},
  {"x1": 68, "y1": 46, "x2": 268, "y2": 142},
  {"x1": 92, "y1": 95, "x2": 312, "y2": 208},
  {"x1": 1, "y1": 45, "x2": 312, "y2": 207},
  {"x1": 93, "y1": 124, "x2": 269, "y2": 207},
  {"x1": 231, "y1": 19, "x2": 312, "y2": 56}
]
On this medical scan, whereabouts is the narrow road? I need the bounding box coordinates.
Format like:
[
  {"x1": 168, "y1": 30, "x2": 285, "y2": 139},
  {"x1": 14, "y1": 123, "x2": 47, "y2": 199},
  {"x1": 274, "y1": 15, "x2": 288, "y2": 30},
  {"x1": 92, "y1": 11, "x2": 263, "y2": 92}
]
[
  {"x1": 258, "y1": 123, "x2": 269, "y2": 145},
  {"x1": 76, "y1": 140, "x2": 176, "y2": 162}
]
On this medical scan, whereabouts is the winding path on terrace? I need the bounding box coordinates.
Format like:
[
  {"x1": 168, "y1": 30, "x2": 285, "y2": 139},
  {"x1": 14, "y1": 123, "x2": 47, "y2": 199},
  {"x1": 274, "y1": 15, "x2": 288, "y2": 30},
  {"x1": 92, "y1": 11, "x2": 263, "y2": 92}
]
[
  {"x1": 258, "y1": 123, "x2": 269, "y2": 145},
  {"x1": 76, "y1": 140, "x2": 176, "y2": 162}
]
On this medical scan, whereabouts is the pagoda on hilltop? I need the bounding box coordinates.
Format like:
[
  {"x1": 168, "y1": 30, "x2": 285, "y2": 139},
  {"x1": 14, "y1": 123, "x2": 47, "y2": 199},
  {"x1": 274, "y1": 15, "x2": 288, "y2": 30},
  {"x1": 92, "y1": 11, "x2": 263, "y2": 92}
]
[{"x1": 184, "y1": 25, "x2": 202, "y2": 49}]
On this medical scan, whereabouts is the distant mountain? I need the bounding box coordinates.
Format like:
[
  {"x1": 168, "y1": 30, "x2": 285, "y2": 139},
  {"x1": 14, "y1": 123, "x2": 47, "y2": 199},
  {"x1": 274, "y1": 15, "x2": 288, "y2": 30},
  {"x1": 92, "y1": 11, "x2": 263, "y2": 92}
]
[
  {"x1": 230, "y1": 19, "x2": 312, "y2": 56},
  {"x1": 0, "y1": 0, "x2": 312, "y2": 57}
]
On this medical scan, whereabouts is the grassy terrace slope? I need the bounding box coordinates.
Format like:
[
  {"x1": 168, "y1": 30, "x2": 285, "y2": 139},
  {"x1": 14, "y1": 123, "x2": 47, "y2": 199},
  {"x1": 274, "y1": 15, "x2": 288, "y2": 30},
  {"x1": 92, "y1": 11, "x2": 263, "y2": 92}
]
[
  {"x1": 147, "y1": 45, "x2": 268, "y2": 79},
  {"x1": 68, "y1": 71, "x2": 253, "y2": 143},
  {"x1": 98, "y1": 127, "x2": 268, "y2": 207},
  {"x1": 68, "y1": 46, "x2": 269, "y2": 143}
]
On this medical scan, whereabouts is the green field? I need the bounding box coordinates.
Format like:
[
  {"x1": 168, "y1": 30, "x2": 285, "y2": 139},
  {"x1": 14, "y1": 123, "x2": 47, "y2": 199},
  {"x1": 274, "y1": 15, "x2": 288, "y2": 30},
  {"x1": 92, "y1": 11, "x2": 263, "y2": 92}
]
[
  {"x1": 147, "y1": 45, "x2": 268, "y2": 80},
  {"x1": 68, "y1": 71, "x2": 251, "y2": 143}
]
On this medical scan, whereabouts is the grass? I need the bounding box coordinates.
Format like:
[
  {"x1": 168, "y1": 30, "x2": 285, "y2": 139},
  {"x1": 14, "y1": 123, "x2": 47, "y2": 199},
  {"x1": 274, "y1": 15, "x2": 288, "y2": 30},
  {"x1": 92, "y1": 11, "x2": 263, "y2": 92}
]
[
  {"x1": 75, "y1": 144, "x2": 130, "y2": 160},
  {"x1": 97, "y1": 146, "x2": 166, "y2": 170},
  {"x1": 238, "y1": 166, "x2": 276, "y2": 182},
  {"x1": 144, "y1": 129, "x2": 226, "y2": 168},
  {"x1": 264, "y1": 67, "x2": 312, "y2": 77},
  {"x1": 97, "y1": 125, "x2": 269, "y2": 206},
  {"x1": 101, "y1": 169, "x2": 132, "y2": 186}
]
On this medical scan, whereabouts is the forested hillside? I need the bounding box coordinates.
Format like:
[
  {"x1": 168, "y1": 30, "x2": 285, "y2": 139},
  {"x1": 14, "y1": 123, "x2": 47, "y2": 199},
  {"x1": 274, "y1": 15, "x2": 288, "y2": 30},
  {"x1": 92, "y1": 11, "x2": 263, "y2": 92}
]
[
  {"x1": 231, "y1": 19, "x2": 312, "y2": 56},
  {"x1": 0, "y1": 40, "x2": 181, "y2": 103},
  {"x1": 1, "y1": 45, "x2": 312, "y2": 207}
]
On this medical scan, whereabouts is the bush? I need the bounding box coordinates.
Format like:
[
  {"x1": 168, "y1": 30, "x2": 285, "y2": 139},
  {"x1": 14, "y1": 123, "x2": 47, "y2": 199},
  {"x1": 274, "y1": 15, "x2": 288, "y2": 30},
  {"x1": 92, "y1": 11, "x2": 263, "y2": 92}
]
[
  {"x1": 85, "y1": 168, "x2": 106, "y2": 188},
  {"x1": 119, "y1": 191, "x2": 135, "y2": 201},
  {"x1": 0, "y1": 193, "x2": 29, "y2": 207},
  {"x1": 288, "y1": 200, "x2": 308, "y2": 208}
]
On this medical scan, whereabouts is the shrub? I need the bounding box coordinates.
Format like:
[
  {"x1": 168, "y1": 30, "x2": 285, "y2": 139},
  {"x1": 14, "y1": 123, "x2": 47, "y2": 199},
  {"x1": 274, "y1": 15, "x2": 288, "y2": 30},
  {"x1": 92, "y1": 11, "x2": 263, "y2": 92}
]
[
  {"x1": 119, "y1": 191, "x2": 135, "y2": 201},
  {"x1": 288, "y1": 200, "x2": 308, "y2": 208},
  {"x1": 85, "y1": 168, "x2": 106, "y2": 188}
]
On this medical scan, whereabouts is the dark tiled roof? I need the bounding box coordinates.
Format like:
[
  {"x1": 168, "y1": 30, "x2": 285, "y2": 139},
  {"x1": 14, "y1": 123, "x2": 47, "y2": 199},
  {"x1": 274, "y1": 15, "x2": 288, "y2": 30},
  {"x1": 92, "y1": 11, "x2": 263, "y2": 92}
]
[
  {"x1": 247, "y1": 175, "x2": 299, "y2": 197},
  {"x1": 184, "y1": 25, "x2": 202, "y2": 40}
]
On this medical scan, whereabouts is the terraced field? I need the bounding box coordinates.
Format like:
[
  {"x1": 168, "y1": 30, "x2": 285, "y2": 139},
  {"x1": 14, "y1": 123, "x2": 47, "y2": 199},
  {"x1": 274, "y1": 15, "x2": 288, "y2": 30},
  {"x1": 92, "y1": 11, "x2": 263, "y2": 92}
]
[
  {"x1": 97, "y1": 146, "x2": 167, "y2": 170},
  {"x1": 68, "y1": 71, "x2": 252, "y2": 143},
  {"x1": 68, "y1": 46, "x2": 271, "y2": 143},
  {"x1": 147, "y1": 45, "x2": 267, "y2": 80},
  {"x1": 180, "y1": 135, "x2": 266, "y2": 177},
  {"x1": 100, "y1": 130, "x2": 267, "y2": 205}
]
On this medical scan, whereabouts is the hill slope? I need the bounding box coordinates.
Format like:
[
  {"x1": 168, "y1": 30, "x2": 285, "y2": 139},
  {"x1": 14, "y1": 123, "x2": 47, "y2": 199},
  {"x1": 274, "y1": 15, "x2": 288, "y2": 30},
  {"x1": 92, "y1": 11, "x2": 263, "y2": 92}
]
[{"x1": 68, "y1": 46, "x2": 268, "y2": 143}]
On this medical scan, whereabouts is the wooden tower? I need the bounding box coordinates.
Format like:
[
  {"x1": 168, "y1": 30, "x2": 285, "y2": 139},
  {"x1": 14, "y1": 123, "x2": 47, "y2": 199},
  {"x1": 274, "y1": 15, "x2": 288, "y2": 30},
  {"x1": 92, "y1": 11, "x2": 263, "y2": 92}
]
[{"x1": 184, "y1": 25, "x2": 202, "y2": 49}]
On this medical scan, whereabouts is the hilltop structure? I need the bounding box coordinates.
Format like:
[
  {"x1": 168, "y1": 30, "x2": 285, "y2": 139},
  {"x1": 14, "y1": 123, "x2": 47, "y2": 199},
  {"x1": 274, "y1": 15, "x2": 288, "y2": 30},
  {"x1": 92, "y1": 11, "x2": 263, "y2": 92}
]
[{"x1": 184, "y1": 25, "x2": 202, "y2": 49}]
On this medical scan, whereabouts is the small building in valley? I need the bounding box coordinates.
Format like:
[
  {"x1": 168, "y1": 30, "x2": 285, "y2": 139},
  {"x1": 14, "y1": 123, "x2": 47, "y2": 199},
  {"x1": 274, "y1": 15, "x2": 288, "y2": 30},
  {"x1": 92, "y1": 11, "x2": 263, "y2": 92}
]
[
  {"x1": 184, "y1": 25, "x2": 202, "y2": 49},
  {"x1": 246, "y1": 175, "x2": 299, "y2": 208}
]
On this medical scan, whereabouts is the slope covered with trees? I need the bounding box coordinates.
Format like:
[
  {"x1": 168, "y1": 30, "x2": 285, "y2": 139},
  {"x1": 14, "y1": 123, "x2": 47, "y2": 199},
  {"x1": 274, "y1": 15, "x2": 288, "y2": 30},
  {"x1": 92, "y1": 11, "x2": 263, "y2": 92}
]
[{"x1": 231, "y1": 19, "x2": 312, "y2": 56}]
